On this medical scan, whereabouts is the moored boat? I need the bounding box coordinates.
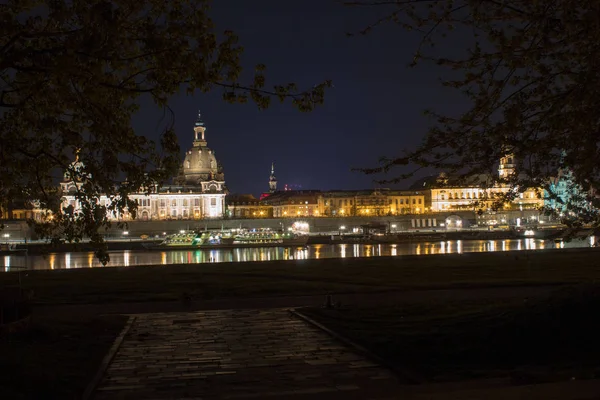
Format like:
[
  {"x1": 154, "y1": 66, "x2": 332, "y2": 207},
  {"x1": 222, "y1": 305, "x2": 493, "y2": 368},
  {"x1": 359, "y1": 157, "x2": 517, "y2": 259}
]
[
  {"x1": 148, "y1": 229, "x2": 308, "y2": 250},
  {"x1": 513, "y1": 227, "x2": 566, "y2": 239}
]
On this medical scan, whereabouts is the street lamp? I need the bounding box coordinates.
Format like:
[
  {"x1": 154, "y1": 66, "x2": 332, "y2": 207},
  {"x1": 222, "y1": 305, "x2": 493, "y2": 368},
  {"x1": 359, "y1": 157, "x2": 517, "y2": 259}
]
[{"x1": 339, "y1": 225, "x2": 346, "y2": 237}]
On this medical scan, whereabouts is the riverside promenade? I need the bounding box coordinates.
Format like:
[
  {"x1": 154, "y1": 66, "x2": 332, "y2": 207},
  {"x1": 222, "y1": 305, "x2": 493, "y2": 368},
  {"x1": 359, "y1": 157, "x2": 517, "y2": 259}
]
[
  {"x1": 92, "y1": 309, "x2": 401, "y2": 400},
  {"x1": 83, "y1": 287, "x2": 600, "y2": 400}
]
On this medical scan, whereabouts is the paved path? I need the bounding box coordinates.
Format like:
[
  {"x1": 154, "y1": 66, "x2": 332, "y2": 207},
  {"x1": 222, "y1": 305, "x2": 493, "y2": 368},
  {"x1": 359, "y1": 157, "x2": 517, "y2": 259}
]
[{"x1": 93, "y1": 309, "x2": 402, "y2": 399}]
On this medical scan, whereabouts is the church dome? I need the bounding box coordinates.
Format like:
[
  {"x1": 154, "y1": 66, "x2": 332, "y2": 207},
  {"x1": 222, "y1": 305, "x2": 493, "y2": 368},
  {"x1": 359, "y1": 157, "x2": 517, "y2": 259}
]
[
  {"x1": 181, "y1": 147, "x2": 220, "y2": 183},
  {"x1": 176, "y1": 111, "x2": 225, "y2": 185}
]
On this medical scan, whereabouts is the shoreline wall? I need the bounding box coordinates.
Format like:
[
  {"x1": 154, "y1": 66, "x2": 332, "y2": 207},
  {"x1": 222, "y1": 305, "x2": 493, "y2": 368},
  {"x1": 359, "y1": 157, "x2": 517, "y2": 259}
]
[{"x1": 2, "y1": 210, "x2": 549, "y2": 241}]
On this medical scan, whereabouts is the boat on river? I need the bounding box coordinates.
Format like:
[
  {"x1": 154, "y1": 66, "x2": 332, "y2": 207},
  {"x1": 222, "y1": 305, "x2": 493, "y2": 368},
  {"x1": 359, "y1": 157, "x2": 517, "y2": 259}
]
[
  {"x1": 146, "y1": 229, "x2": 309, "y2": 250},
  {"x1": 513, "y1": 227, "x2": 567, "y2": 239}
]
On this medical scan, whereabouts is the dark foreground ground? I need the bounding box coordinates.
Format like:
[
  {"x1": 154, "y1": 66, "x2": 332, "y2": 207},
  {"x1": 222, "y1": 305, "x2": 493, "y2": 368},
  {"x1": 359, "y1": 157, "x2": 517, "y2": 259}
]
[
  {"x1": 0, "y1": 313, "x2": 127, "y2": 399},
  {"x1": 2, "y1": 247, "x2": 600, "y2": 305},
  {"x1": 300, "y1": 285, "x2": 600, "y2": 385},
  {"x1": 2, "y1": 247, "x2": 600, "y2": 398}
]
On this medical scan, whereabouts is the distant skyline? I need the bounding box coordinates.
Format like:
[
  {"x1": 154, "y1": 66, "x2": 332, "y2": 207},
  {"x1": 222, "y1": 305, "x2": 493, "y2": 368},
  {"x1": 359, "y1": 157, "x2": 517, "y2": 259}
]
[{"x1": 130, "y1": 0, "x2": 466, "y2": 197}]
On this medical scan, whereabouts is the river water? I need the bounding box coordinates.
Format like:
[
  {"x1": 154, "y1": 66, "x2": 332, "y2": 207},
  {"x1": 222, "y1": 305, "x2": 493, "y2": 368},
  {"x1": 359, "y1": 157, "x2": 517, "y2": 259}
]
[{"x1": 1, "y1": 237, "x2": 595, "y2": 271}]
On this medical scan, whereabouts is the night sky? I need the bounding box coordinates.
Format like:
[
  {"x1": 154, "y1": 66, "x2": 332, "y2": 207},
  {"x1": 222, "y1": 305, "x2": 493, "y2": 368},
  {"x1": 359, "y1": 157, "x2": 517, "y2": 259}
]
[{"x1": 131, "y1": 0, "x2": 465, "y2": 197}]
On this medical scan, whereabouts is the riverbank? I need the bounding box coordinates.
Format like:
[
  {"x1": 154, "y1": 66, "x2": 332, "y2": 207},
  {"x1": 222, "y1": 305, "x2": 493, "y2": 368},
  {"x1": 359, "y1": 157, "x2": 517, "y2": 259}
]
[
  {"x1": 3, "y1": 248, "x2": 600, "y2": 399},
  {"x1": 4, "y1": 226, "x2": 575, "y2": 256},
  {"x1": 2, "y1": 247, "x2": 600, "y2": 305}
]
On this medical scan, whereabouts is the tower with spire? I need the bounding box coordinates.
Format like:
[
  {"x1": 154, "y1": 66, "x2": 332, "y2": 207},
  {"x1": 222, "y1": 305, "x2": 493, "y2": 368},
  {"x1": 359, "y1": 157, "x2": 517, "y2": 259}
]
[
  {"x1": 269, "y1": 162, "x2": 277, "y2": 193},
  {"x1": 193, "y1": 110, "x2": 207, "y2": 146},
  {"x1": 498, "y1": 152, "x2": 516, "y2": 179}
]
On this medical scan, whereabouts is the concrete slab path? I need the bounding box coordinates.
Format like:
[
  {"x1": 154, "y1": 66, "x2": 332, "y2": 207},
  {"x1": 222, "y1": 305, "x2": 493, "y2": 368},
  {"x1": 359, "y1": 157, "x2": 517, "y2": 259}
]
[{"x1": 92, "y1": 309, "x2": 403, "y2": 399}]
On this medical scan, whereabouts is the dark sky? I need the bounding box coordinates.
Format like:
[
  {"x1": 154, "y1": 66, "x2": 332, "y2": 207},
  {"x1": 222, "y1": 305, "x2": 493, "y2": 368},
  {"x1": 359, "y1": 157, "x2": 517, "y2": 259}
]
[{"x1": 131, "y1": 0, "x2": 465, "y2": 197}]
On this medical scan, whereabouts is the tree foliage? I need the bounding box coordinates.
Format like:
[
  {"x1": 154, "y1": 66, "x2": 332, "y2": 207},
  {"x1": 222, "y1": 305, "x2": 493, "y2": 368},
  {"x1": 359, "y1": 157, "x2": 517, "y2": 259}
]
[
  {"x1": 349, "y1": 0, "x2": 600, "y2": 225},
  {"x1": 0, "y1": 0, "x2": 331, "y2": 262}
]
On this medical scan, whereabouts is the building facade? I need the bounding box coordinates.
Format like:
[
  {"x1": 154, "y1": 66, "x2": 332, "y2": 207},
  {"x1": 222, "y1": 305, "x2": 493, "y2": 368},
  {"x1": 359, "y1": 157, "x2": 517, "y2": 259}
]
[
  {"x1": 0, "y1": 199, "x2": 47, "y2": 222},
  {"x1": 60, "y1": 111, "x2": 227, "y2": 221},
  {"x1": 56, "y1": 119, "x2": 568, "y2": 228},
  {"x1": 430, "y1": 157, "x2": 544, "y2": 213},
  {"x1": 226, "y1": 194, "x2": 272, "y2": 218},
  {"x1": 260, "y1": 191, "x2": 321, "y2": 217},
  {"x1": 318, "y1": 190, "x2": 427, "y2": 217}
]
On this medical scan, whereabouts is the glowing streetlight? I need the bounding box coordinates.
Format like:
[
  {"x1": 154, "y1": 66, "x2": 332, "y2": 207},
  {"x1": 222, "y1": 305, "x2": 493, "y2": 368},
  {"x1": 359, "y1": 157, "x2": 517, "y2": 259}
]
[{"x1": 123, "y1": 231, "x2": 129, "y2": 235}]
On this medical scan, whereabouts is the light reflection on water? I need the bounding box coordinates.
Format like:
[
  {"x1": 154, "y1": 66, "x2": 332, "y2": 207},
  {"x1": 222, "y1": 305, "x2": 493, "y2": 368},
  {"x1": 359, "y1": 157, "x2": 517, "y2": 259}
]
[{"x1": 0, "y1": 238, "x2": 594, "y2": 271}]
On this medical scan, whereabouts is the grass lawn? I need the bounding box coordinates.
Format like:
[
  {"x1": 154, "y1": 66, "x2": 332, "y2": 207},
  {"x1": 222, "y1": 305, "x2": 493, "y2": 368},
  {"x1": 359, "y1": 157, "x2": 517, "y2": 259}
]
[
  {"x1": 299, "y1": 284, "x2": 600, "y2": 385},
  {"x1": 1, "y1": 248, "x2": 600, "y2": 305},
  {"x1": 0, "y1": 312, "x2": 127, "y2": 399}
]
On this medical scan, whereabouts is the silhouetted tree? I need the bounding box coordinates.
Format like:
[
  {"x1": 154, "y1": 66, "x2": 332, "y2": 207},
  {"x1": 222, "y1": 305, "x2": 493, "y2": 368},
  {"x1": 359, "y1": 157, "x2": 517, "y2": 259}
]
[
  {"x1": 1, "y1": 0, "x2": 330, "y2": 262},
  {"x1": 350, "y1": 0, "x2": 600, "y2": 225}
]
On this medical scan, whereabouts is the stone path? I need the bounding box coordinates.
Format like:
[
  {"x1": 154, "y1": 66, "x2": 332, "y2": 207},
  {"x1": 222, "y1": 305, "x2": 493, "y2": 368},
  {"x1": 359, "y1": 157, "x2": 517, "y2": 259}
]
[{"x1": 93, "y1": 309, "x2": 402, "y2": 399}]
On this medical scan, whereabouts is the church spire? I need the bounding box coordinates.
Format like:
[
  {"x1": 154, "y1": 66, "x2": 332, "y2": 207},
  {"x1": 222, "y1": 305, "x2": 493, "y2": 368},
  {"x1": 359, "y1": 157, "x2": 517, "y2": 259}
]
[
  {"x1": 498, "y1": 143, "x2": 515, "y2": 180},
  {"x1": 269, "y1": 162, "x2": 277, "y2": 193},
  {"x1": 193, "y1": 109, "x2": 207, "y2": 145},
  {"x1": 194, "y1": 110, "x2": 204, "y2": 127}
]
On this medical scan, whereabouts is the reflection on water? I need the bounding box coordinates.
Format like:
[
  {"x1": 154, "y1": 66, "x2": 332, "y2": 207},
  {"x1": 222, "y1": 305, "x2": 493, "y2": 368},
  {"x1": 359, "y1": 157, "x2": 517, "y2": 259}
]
[{"x1": 1, "y1": 237, "x2": 595, "y2": 271}]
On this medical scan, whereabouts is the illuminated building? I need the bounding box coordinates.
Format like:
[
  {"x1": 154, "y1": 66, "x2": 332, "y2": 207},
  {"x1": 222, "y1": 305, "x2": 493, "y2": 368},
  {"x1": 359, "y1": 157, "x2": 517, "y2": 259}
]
[
  {"x1": 0, "y1": 199, "x2": 48, "y2": 222},
  {"x1": 60, "y1": 111, "x2": 227, "y2": 220},
  {"x1": 226, "y1": 194, "x2": 273, "y2": 218},
  {"x1": 261, "y1": 190, "x2": 321, "y2": 217},
  {"x1": 318, "y1": 190, "x2": 427, "y2": 216},
  {"x1": 430, "y1": 156, "x2": 543, "y2": 213},
  {"x1": 259, "y1": 162, "x2": 278, "y2": 201},
  {"x1": 269, "y1": 162, "x2": 277, "y2": 193}
]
